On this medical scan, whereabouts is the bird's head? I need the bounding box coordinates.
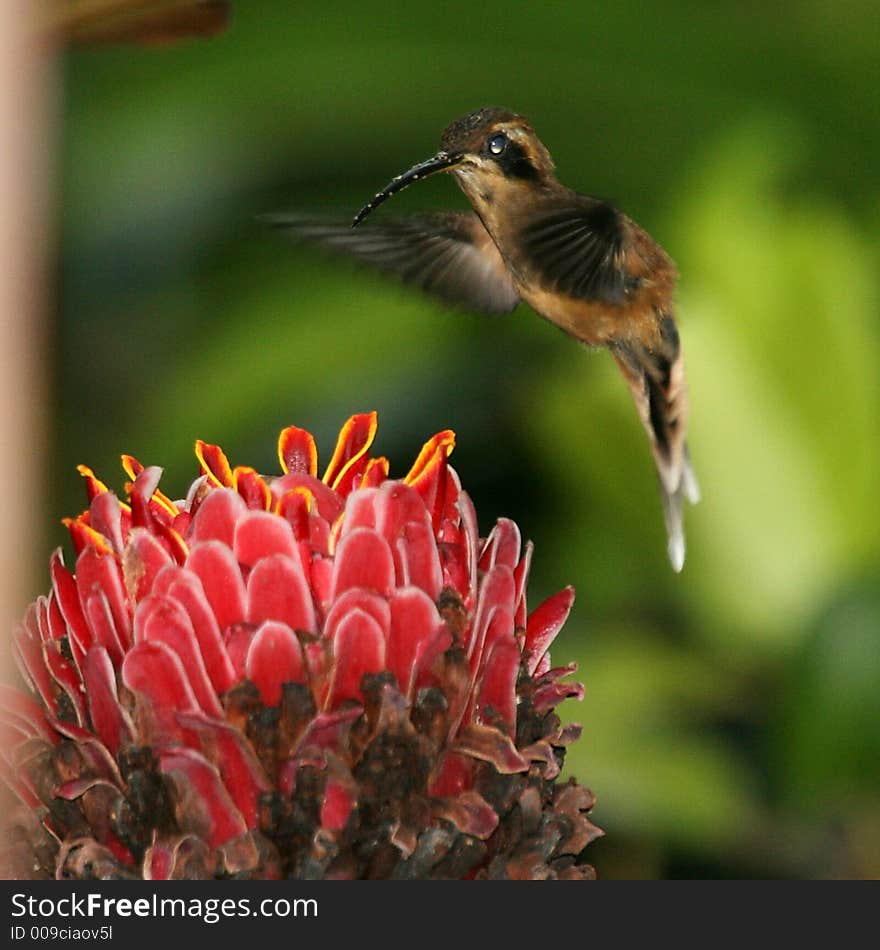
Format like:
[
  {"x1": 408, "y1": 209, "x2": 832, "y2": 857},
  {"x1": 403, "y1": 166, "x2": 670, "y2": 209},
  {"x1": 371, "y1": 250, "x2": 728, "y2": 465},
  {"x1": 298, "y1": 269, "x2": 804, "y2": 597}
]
[{"x1": 352, "y1": 107, "x2": 555, "y2": 226}]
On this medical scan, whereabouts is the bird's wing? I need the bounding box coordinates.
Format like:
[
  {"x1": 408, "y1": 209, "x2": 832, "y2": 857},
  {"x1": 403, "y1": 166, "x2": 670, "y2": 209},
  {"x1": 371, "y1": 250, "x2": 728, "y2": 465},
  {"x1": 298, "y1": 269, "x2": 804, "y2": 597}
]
[
  {"x1": 516, "y1": 198, "x2": 636, "y2": 305},
  {"x1": 266, "y1": 212, "x2": 521, "y2": 315},
  {"x1": 611, "y1": 315, "x2": 700, "y2": 572}
]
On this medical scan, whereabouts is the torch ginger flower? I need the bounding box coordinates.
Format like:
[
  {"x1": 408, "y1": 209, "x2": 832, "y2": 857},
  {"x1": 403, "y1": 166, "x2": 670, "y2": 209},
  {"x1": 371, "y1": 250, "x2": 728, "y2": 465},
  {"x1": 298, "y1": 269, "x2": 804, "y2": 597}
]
[{"x1": 0, "y1": 413, "x2": 600, "y2": 879}]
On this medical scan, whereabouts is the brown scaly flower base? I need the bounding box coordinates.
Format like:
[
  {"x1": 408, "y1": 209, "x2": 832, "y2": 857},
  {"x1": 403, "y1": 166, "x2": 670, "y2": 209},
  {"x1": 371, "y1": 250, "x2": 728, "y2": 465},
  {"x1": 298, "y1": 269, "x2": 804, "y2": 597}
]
[{"x1": 3, "y1": 637, "x2": 598, "y2": 880}]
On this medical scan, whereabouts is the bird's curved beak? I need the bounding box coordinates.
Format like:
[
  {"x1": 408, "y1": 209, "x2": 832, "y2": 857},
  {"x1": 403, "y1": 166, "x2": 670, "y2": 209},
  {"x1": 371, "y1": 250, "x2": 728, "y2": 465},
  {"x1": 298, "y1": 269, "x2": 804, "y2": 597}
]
[{"x1": 352, "y1": 151, "x2": 462, "y2": 227}]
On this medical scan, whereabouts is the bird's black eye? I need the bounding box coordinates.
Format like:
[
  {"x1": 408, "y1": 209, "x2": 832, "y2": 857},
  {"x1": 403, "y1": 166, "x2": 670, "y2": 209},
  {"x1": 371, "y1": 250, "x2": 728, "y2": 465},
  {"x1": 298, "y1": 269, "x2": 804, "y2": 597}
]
[{"x1": 488, "y1": 133, "x2": 508, "y2": 155}]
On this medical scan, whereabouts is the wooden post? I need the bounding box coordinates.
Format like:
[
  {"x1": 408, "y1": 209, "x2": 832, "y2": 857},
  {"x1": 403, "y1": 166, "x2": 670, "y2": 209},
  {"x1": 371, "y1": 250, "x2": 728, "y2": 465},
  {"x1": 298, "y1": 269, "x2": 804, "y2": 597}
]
[{"x1": 0, "y1": 7, "x2": 51, "y2": 684}]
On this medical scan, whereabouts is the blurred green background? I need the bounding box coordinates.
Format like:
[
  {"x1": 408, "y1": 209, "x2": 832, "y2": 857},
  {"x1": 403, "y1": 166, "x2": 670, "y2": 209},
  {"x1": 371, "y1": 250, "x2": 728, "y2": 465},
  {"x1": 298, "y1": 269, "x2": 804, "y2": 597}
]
[{"x1": 52, "y1": 2, "x2": 879, "y2": 877}]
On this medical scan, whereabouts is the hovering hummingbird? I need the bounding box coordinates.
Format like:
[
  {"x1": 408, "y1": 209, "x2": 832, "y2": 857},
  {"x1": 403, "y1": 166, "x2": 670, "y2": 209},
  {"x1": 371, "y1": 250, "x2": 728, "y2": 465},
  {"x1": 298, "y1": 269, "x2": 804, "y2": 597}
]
[{"x1": 271, "y1": 107, "x2": 699, "y2": 570}]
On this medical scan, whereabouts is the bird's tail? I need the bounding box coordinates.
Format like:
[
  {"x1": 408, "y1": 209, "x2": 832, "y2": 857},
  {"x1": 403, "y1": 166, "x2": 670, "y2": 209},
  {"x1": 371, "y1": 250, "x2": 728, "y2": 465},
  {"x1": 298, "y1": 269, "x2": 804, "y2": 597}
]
[
  {"x1": 612, "y1": 315, "x2": 699, "y2": 572},
  {"x1": 658, "y1": 444, "x2": 700, "y2": 572}
]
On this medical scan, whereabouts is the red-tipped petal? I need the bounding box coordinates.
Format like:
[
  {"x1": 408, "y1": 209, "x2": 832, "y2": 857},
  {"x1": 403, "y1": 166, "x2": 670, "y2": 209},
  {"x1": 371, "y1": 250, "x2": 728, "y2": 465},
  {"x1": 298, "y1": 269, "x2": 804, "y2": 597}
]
[
  {"x1": 185, "y1": 541, "x2": 247, "y2": 633},
  {"x1": 245, "y1": 620, "x2": 306, "y2": 706},
  {"x1": 83, "y1": 592, "x2": 126, "y2": 666},
  {"x1": 223, "y1": 623, "x2": 257, "y2": 679},
  {"x1": 524, "y1": 587, "x2": 575, "y2": 675},
  {"x1": 175, "y1": 714, "x2": 272, "y2": 830},
  {"x1": 189, "y1": 488, "x2": 247, "y2": 547},
  {"x1": 246, "y1": 553, "x2": 316, "y2": 633},
  {"x1": 480, "y1": 518, "x2": 521, "y2": 572},
  {"x1": 233, "y1": 509, "x2": 298, "y2": 568},
  {"x1": 43, "y1": 641, "x2": 87, "y2": 726},
  {"x1": 443, "y1": 484, "x2": 478, "y2": 606},
  {"x1": 330, "y1": 528, "x2": 394, "y2": 600},
  {"x1": 46, "y1": 593, "x2": 67, "y2": 642},
  {"x1": 387, "y1": 587, "x2": 443, "y2": 698},
  {"x1": 371, "y1": 481, "x2": 441, "y2": 592},
  {"x1": 123, "y1": 528, "x2": 173, "y2": 604},
  {"x1": 341, "y1": 488, "x2": 379, "y2": 531},
  {"x1": 83, "y1": 646, "x2": 133, "y2": 756},
  {"x1": 89, "y1": 491, "x2": 127, "y2": 555},
  {"x1": 309, "y1": 556, "x2": 334, "y2": 617},
  {"x1": 473, "y1": 635, "x2": 519, "y2": 732},
  {"x1": 134, "y1": 594, "x2": 224, "y2": 718},
  {"x1": 152, "y1": 565, "x2": 236, "y2": 695},
  {"x1": 480, "y1": 604, "x2": 515, "y2": 656},
  {"x1": 278, "y1": 425, "x2": 318, "y2": 477},
  {"x1": 158, "y1": 748, "x2": 248, "y2": 849},
  {"x1": 512, "y1": 540, "x2": 534, "y2": 629},
  {"x1": 393, "y1": 521, "x2": 443, "y2": 600},
  {"x1": 12, "y1": 624, "x2": 56, "y2": 713},
  {"x1": 122, "y1": 640, "x2": 203, "y2": 724},
  {"x1": 324, "y1": 609, "x2": 386, "y2": 709},
  {"x1": 466, "y1": 563, "x2": 516, "y2": 667},
  {"x1": 324, "y1": 589, "x2": 389, "y2": 647},
  {"x1": 172, "y1": 510, "x2": 192, "y2": 536},
  {"x1": 75, "y1": 547, "x2": 131, "y2": 650}
]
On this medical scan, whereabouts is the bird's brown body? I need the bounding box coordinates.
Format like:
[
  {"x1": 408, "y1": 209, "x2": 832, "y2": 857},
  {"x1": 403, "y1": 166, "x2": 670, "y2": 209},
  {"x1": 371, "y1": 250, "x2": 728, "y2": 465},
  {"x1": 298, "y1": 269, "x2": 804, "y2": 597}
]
[
  {"x1": 273, "y1": 107, "x2": 699, "y2": 569},
  {"x1": 474, "y1": 193, "x2": 677, "y2": 349}
]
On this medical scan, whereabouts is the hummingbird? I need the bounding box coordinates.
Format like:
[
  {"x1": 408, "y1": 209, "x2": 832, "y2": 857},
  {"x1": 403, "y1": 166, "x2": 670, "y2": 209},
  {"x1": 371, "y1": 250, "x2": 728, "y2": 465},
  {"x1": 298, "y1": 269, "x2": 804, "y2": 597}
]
[{"x1": 271, "y1": 107, "x2": 699, "y2": 570}]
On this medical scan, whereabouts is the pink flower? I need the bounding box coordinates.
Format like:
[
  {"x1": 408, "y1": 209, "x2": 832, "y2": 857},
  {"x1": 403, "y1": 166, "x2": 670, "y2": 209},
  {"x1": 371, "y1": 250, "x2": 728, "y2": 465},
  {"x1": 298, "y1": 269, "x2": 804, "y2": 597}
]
[{"x1": 1, "y1": 413, "x2": 599, "y2": 879}]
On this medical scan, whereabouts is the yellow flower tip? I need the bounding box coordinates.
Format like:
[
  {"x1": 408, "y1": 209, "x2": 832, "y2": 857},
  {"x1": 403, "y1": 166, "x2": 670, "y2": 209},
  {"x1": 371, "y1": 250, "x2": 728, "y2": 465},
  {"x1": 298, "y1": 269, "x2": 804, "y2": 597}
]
[
  {"x1": 232, "y1": 465, "x2": 272, "y2": 511},
  {"x1": 120, "y1": 454, "x2": 143, "y2": 481},
  {"x1": 61, "y1": 516, "x2": 113, "y2": 556},
  {"x1": 291, "y1": 485, "x2": 316, "y2": 511},
  {"x1": 195, "y1": 439, "x2": 234, "y2": 487},
  {"x1": 323, "y1": 412, "x2": 379, "y2": 488},
  {"x1": 76, "y1": 463, "x2": 111, "y2": 500},
  {"x1": 405, "y1": 429, "x2": 456, "y2": 486},
  {"x1": 360, "y1": 456, "x2": 390, "y2": 488},
  {"x1": 277, "y1": 426, "x2": 319, "y2": 478}
]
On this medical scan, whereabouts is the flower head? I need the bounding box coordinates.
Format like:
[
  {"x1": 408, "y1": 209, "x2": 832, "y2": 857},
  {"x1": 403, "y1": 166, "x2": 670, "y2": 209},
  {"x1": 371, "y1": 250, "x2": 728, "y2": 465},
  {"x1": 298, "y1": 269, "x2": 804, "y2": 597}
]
[{"x1": 1, "y1": 413, "x2": 599, "y2": 879}]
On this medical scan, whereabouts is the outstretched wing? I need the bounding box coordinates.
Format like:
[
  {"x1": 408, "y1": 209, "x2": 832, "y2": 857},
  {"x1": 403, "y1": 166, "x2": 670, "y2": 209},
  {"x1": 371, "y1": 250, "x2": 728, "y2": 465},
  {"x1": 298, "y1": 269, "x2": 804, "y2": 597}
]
[
  {"x1": 612, "y1": 315, "x2": 700, "y2": 572},
  {"x1": 517, "y1": 197, "x2": 638, "y2": 305},
  {"x1": 267, "y1": 212, "x2": 521, "y2": 315}
]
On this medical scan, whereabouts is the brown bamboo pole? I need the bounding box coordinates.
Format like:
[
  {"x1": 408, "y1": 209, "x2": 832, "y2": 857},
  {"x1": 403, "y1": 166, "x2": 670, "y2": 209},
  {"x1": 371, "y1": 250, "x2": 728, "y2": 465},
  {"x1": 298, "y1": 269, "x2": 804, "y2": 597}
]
[{"x1": 0, "y1": 8, "x2": 52, "y2": 681}]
